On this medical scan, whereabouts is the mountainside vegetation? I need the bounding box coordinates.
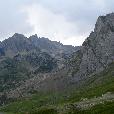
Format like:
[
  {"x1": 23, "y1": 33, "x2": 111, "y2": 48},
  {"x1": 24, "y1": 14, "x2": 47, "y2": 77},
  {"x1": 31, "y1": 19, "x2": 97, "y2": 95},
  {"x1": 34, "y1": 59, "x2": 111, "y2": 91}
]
[{"x1": 0, "y1": 62, "x2": 114, "y2": 114}]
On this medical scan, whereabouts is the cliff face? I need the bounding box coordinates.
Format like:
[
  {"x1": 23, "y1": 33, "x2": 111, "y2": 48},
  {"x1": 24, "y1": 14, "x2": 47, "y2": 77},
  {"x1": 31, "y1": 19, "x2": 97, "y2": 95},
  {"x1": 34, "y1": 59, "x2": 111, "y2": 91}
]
[{"x1": 69, "y1": 13, "x2": 114, "y2": 82}]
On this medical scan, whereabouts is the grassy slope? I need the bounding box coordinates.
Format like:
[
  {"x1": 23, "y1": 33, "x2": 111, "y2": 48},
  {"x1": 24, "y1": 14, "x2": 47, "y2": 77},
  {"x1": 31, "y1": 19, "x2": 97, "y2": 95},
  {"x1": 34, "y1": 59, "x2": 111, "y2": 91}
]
[
  {"x1": 65, "y1": 101, "x2": 114, "y2": 114},
  {"x1": 0, "y1": 63, "x2": 114, "y2": 114}
]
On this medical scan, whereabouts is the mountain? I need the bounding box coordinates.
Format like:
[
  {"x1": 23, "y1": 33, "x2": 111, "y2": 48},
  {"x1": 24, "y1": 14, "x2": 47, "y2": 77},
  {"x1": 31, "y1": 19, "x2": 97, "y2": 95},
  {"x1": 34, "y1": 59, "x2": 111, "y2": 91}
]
[
  {"x1": 29, "y1": 34, "x2": 78, "y2": 56},
  {"x1": 0, "y1": 13, "x2": 114, "y2": 114},
  {"x1": 0, "y1": 33, "x2": 78, "y2": 95},
  {"x1": 68, "y1": 13, "x2": 114, "y2": 82},
  {"x1": 9, "y1": 13, "x2": 114, "y2": 95}
]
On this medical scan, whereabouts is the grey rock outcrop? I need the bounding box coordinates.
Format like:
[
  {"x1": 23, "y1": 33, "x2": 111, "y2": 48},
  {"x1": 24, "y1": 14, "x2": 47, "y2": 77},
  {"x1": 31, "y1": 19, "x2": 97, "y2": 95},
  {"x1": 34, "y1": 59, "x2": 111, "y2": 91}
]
[{"x1": 70, "y1": 13, "x2": 114, "y2": 82}]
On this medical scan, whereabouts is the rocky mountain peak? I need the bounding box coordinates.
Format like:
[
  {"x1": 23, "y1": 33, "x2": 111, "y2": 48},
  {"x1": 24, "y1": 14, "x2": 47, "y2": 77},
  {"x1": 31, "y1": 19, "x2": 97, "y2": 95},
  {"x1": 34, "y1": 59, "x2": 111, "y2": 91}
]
[
  {"x1": 29, "y1": 34, "x2": 38, "y2": 39},
  {"x1": 3, "y1": 33, "x2": 27, "y2": 45},
  {"x1": 70, "y1": 13, "x2": 114, "y2": 82},
  {"x1": 13, "y1": 33, "x2": 25, "y2": 37},
  {"x1": 95, "y1": 13, "x2": 114, "y2": 33}
]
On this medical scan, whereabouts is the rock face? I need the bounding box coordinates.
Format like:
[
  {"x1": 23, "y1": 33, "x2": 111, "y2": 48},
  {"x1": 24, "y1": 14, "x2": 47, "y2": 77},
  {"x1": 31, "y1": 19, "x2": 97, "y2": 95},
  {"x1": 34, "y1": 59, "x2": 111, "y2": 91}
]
[
  {"x1": 20, "y1": 13, "x2": 114, "y2": 92},
  {"x1": 28, "y1": 34, "x2": 80, "y2": 69},
  {"x1": 69, "y1": 13, "x2": 114, "y2": 82}
]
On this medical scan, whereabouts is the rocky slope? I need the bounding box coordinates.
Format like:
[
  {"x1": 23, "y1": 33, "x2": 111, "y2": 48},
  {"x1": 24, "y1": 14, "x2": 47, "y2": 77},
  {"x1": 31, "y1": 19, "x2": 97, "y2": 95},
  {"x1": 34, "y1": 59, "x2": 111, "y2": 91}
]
[
  {"x1": 67, "y1": 13, "x2": 114, "y2": 83},
  {"x1": 36, "y1": 12, "x2": 114, "y2": 91},
  {"x1": 0, "y1": 33, "x2": 78, "y2": 101}
]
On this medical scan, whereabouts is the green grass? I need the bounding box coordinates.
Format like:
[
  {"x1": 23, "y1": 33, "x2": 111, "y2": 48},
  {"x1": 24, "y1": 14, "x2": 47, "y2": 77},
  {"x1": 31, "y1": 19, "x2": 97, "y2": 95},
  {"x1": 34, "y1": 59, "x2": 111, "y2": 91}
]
[
  {"x1": 30, "y1": 107, "x2": 57, "y2": 114},
  {"x1": 65, "y1": 101, "x2": 114, "y2": 114}
]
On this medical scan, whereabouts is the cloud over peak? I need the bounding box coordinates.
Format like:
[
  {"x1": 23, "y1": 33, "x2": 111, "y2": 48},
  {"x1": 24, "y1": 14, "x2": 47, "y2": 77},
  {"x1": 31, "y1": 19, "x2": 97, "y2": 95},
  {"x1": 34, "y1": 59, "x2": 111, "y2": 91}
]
[{"x1": 0, "y1": 0, "x2": 114, "y2": 45}]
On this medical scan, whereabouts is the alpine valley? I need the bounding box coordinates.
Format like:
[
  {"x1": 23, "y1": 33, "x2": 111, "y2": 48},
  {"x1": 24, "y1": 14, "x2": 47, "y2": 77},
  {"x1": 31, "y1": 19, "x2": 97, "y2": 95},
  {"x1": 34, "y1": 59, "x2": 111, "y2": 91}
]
[{"x1": 0, "y1": 13, "x2": 114, "y2": 114}]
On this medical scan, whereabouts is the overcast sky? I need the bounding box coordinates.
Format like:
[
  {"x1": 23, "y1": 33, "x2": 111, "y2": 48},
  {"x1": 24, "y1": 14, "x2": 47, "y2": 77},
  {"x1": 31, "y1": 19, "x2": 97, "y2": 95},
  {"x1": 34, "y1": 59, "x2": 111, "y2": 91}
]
[{"x1": 0, "y1": 0, "x2": 114, "y2": 46}]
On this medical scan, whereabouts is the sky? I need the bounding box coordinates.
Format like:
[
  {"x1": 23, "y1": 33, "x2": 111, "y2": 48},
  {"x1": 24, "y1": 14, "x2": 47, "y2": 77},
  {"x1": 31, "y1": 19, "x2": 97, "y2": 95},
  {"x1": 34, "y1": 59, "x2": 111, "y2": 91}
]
[{"x1": 0, "y1": 0, "x2": 114, "y2": 46}]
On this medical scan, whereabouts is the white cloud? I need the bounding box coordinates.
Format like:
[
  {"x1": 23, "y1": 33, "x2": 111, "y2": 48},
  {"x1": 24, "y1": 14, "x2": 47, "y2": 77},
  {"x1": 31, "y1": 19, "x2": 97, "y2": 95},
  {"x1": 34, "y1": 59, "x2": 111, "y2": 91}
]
[
  {"x1": 22, "y1": 4, "x2": 86, "y2": 46},
  {"x1": 21, "y1": 0, "x2": 114, "y2": 46},
  {"x1": 1, "y1": 0, "x2": 114, "y2": 45},
  {"x1": 0, "y1": 0, "x2": 33, "y2": 40}
]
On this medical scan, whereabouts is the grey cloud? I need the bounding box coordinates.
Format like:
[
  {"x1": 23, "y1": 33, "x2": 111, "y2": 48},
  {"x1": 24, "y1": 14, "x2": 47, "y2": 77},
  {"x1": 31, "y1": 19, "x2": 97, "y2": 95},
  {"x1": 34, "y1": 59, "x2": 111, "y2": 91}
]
[
  {"x1": 0, "y1": 0, "x2": 114, "y2": 45},
  {"x1": 0, "y1": 0, "x2": 33, "y2": 40},
  {"x1": 36, "y1": 0, "x2": 114, "y2": 28}
]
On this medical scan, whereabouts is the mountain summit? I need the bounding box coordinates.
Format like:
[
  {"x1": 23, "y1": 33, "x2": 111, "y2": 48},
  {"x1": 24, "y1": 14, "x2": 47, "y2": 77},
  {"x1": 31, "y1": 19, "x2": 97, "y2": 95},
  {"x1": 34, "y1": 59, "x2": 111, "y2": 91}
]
[{"x1": 0, "y1": 34, "x2": 78, "y2": 97}]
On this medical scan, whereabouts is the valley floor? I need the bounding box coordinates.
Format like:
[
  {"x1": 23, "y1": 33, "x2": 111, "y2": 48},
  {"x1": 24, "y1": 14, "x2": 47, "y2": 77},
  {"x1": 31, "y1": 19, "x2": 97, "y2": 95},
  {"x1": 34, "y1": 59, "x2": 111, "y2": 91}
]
[{"x1": 1, "y1": 92, "x2": 114, "y2": 114}]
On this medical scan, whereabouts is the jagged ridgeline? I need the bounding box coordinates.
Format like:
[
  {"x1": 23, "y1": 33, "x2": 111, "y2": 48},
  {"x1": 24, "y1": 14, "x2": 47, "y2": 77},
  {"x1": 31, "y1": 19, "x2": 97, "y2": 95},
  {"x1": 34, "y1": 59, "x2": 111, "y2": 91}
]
[
  {"x1": 0, "y1": 33, "x2": 79, "y2": 93},
  {"x1": 0, "y1": 13, "x2": 114, "y2": 114}
]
